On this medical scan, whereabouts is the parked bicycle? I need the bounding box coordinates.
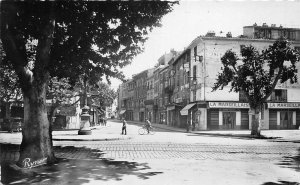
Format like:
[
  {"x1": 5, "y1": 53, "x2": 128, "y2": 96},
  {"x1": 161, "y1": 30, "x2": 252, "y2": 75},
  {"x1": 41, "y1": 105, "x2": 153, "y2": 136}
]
[{"x1": 138, "y1": 125, "x2": 155, "y2": 135}]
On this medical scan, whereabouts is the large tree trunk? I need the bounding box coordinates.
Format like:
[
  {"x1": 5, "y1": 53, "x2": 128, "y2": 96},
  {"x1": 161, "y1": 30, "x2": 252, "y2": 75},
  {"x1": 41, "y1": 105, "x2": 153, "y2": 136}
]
[
  {"x1": 17, "y1": 81, "x2": 56, "y2": 167},
  {"x1": 2, "y1": 3, "x2": 56, "y2": 168},
  {"x1": 250, "y1": 107, "x2": 261, "y2": 136}
]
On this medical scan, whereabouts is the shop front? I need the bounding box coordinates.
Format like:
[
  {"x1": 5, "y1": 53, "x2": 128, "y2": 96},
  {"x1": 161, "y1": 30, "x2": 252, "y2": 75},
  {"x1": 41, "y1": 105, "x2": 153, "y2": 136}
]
[
  {"x1": 208, "y1": 102, "x2": 250, "y2": 130},
  {"x1": 166, "y1": 105, "x2": 175, "y2": 126},
  {"x1": 145, "y1": 105, "x2": 154, "y2": 122},
  {"x1": 139, "y1": 107, "x2": 145, "y2": 122},
  {"x1": 158, "y1": 107, "x2": 166, "y2": 124},
  {"x1": 266, "y1": 102, "x2": 300, "y2": 129},
  {"x1": 190, "y1": 102, "x2": 208, "y2": 130},
  {"x1": 180, "y1": 103, "x2": 196, "y2": 128},
  {"x1": 145, "y1": 100, "x2": 154, "y2": 122},
  {"x1": 119, "y1": 109, "x2": 126, "y2": 119}
]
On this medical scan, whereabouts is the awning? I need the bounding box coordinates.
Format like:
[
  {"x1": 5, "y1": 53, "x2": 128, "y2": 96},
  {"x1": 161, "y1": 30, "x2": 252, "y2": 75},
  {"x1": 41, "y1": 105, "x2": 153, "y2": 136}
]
[
  {"x1": 180, "y1": 103, "x2": 196, "y2": 115},
  {"x1": 119, "y1": 110, "x2": 126, "y2": 114}
]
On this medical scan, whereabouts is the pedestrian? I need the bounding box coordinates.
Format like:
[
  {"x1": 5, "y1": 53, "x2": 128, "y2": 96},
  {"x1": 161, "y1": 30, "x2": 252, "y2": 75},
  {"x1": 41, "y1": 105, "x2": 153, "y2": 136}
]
[
  {"x1": 145, "y1": 119, "x2": 152, "y2": 133},
  {"x1": 186, "y1": 120, "x2": 191, "y2": 132},
  {"x1": 122, "y1": 119, "x2": 127, "y2": 135},
  {"x1": 192, "y1": 120, "x2": 196, "y2": 131},
  {"x1": 104, "y1": 116, "x2": 107, "y2": 126}
]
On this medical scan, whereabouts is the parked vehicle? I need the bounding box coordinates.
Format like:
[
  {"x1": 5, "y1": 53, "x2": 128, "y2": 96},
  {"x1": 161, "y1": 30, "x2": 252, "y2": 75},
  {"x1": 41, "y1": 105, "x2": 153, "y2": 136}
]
[{"x1": 0, "y1": 117, "x2": 23, "y2": 133}]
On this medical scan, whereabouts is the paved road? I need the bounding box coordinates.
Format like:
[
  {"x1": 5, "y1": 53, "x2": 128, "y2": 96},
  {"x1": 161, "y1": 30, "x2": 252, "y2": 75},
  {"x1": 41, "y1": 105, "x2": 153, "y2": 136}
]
[
  {"x1": 2, "y1": 121, "x2": 299, "y2": 162},
  {"x1": 50, "y1": 121, "x2": 300, "y2": 161},
  {"x1": 1, "y1": 120, "x2": 300, "y2": 185}
]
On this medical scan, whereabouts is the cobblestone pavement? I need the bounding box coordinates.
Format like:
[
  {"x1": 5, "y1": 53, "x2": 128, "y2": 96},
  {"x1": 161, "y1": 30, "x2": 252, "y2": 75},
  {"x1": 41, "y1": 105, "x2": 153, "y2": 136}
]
[
  {"x1": 53, "y1": 140, "x2": 299, "y2": 162},
  {"x1": 2, "y1": 135, "x2": 300, "y2": 185},
  {"x1": 2, "y1": 140, "x2": 299, "y2": 164}
]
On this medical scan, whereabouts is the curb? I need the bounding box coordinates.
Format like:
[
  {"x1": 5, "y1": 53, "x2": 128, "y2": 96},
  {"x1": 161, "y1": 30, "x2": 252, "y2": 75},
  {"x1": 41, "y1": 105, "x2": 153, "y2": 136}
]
[
  {"x1": 52, "y1": 136, "x2": 132, "y2": 142},
  {"x1": 125, "y1": 120, "x2": 187, "y2": 133}
]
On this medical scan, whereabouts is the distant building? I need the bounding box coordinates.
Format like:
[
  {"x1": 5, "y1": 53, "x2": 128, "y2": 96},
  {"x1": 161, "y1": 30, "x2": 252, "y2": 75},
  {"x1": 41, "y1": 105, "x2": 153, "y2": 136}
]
[{"x1": 243, "y1": 23, "x2": 300, "y2": 41}]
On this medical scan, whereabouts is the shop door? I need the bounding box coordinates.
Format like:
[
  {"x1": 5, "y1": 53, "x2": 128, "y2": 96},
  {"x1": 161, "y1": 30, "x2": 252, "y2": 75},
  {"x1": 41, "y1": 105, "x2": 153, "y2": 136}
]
[
  {"x1": 140, "y1": 112, "x2": 144, "y2": 122},
  {"x1": 222, "y1": 112, "x2": 236, "y2": 129},
  {"x1": 168, "y1": 111, "x2": 173, "y2": 126},
  {"x1": 280, "y1": 111, "x2": 293, "y2": 129}
]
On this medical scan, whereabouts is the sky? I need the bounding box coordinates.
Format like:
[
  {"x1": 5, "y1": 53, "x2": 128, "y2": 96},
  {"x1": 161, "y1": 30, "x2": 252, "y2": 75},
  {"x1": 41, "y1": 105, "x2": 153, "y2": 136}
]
[{"x1": 110, "y1": 0, "x2": 300, "y2": 89}]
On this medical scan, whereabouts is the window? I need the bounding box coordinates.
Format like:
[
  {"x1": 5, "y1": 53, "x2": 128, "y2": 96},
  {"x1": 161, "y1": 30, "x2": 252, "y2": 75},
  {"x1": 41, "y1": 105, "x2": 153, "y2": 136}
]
[
  {"x1": 194, "y1": 46, "x2": 197, "y2": 58},
  {"x1": 193, "y1": 65, "x2": 197, "y2": 81},
  {"x1": 193, "y1": 90, "x2": 196, "y2": 102},
  {"x1": 279, "y1": 111, "x2": 293, "y2": 129},
  {"x1": 271, "y1": 89, "x2": 287, "y2": 101},
  {"x1": 239, "y1": 91, "x2": 248, "y2": 102},
  {"x1": 223, "y1": 112, "x2": 236, "y2": 129}
]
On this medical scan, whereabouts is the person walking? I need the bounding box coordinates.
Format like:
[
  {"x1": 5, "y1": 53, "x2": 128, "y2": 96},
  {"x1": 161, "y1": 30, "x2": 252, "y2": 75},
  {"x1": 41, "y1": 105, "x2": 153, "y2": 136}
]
[
  {"x1": 103, "y1": 116, "x2": 107, "y2": 126},
  {"x1": 121, "y1": 119, "x2": 127, "y2": 135},
  {"x1": 186, "y1": 120, "x2": 192, "y2": 132},
  {"x1": 145, "y1": 119, "x2": 152, "y2": 134}
]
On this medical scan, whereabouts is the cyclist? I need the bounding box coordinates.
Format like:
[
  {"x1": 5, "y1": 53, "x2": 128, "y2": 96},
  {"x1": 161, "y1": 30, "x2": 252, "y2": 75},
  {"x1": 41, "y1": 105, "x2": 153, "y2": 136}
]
[{"x1": 145, "y1": 119, "x2": 152, "y2": 134}]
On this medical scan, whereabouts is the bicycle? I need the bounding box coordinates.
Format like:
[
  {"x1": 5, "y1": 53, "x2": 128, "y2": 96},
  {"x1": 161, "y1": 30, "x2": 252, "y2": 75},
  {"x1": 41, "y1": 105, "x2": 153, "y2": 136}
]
[{"x1": 138, "y1": 125, "x2": 155, "y2": 135}]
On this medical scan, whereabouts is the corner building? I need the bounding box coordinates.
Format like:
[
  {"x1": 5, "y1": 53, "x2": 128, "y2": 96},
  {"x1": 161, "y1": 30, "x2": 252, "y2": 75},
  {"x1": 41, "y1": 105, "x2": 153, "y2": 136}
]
[{"x1": 185, "y1": 24, "x2": 300, "y2": 130}]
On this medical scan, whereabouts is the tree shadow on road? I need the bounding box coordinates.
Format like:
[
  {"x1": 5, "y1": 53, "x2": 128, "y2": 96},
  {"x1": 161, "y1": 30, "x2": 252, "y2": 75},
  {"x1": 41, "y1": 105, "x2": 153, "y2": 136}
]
[
  {"x1": 276, "y1": 147, "x2": 300, "y2": 172},
  {"x1": 1, "y1": 144, "x2": 163, "y2": 185},
  {"x1": 186, "y1": 133, "x2": 257, "y2": 140},
  {"x1": 261, "y1": 181, "x2": 300, "y2": 185}
]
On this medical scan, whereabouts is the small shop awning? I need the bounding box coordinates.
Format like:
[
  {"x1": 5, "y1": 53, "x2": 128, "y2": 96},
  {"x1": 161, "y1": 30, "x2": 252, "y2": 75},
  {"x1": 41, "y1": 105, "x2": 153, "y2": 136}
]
[
  {"x1": 119, "y1": 110, "x2": 126, "y2": 115},
  {"x1": 180, "y1": 103, "x2": 196, "y2": 116}
]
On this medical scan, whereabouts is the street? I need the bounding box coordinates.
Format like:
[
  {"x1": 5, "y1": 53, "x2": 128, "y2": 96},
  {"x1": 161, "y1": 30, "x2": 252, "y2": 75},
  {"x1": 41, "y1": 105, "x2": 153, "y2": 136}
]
[{"x1": 1, "y1": 120, "x2": 300, "y2": 185}]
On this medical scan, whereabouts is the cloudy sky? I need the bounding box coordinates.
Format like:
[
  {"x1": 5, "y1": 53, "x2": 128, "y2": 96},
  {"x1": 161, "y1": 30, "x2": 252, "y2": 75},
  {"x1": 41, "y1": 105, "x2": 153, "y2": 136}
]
[{"x1": 110, "y1": 0, "x2": 300, "y2": 89}]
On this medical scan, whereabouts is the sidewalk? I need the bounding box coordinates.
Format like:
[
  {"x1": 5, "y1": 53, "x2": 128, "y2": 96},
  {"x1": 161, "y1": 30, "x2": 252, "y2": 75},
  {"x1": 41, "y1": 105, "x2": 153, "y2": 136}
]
[
  {"x1": 0, "y1": 121, "x2": 131, "y2": 144},
  {"x1": 1, "y1": 119, "x2": 299, "y2": 143}
]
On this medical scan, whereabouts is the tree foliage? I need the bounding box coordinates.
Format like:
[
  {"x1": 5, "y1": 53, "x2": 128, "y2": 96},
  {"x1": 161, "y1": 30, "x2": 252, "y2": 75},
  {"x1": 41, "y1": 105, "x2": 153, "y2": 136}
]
[
  {"x1": 1, "y1": 1, "x2": 177, "y2": 85},
  {"x1": 1, "y1": 1, "x2": 176, "y2": 164},
  {"x1": 212, "y1": 39, "x2": 300, "y2": 136},
  {"x1": 213, "y1": 39, "x2": 300, "y2": 109},
  {"x1": 0, "y1": 42, "x2": 22, "y2": 104},
  {"x1": 47, "y1": 77, "x2": 75, "y2": 123}
]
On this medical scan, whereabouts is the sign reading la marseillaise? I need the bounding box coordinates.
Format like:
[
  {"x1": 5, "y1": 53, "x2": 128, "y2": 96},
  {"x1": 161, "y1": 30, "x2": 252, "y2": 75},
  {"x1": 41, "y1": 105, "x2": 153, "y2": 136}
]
[
  {"x1": 267, "y1": 103, "x2": 300, "y2": 109},
  {"x1": 209, "y1": 102, "x2": 250, "y2": 108}
]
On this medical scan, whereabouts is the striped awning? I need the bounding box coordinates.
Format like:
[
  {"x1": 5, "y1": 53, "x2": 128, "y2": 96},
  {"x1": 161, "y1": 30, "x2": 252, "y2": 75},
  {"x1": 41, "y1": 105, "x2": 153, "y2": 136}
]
[
  {"x1": 119, "y1": 110, "x2": 126, "y2": 114},
  {"x1": 180, "y1": 103, "x2": 196, "y2": 115}
]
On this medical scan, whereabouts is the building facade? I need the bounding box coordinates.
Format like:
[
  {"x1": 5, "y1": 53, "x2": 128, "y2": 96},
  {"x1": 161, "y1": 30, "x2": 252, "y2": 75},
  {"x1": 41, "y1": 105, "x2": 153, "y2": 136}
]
[{"x1": 118, "y1": 24, "x2": 300, "y2": 130}]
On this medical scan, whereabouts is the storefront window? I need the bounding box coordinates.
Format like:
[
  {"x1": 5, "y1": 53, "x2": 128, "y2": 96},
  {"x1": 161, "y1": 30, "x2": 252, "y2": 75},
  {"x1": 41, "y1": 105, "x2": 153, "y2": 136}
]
[
  {"x1": 280, "y1": 111, "x2": 293, "y2": 129},
  {"x1": 222, "y1": 112, "x2": 236, "y2": 129}
]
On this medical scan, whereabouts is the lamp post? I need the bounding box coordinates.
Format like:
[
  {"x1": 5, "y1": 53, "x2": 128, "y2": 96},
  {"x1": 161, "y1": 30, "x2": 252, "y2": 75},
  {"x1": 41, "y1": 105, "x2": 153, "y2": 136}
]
[
  {"x1": 78, "y1": 105, "x2": 92, "y2": 135},
  {"x1": 78, "y1": 91, "x2": 92, "y2": 135}
]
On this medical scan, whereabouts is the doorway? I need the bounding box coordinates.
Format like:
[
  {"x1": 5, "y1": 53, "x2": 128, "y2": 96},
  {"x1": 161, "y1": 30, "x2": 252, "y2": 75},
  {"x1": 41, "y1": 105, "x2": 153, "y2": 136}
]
[
  {"x1": 222, "y1": 112, "x2": 236, "y2": 129},
  {"x1": 280, "y1": 111, "x2": 293, "y2": 129}
]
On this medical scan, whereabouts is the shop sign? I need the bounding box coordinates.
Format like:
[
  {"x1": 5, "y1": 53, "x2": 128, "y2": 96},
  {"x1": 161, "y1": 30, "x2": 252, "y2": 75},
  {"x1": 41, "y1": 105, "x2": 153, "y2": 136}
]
[
  {"x1": 209, "y1": 102, "x2": 250, "y2": 109},
  {"x1": 267, "y1": 103, "x2": 300, "y2": 109},
  {"x1": 167, "y1": 106, "x2": 175, "y2": 111}
]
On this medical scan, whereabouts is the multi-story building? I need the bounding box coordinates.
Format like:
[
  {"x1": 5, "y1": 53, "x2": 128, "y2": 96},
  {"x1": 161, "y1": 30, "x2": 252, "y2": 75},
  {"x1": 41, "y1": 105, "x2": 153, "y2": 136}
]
[
  {"x1": 243, "y1": 23, "x2": 300, "y2": 41},
  {"x1": 132, "y1": 70, "x2": 148, "y2": 122},
  {"x1": 118, "y1": 24, "x2": 300, "y2": 130},
  {"x1": 167, "y1": 50, "x2": 190, "y2": 128},
  {"x1": 145, "y1": 68, "x2": 155, "y2": 122},
  {"x1": 182, "y1": 24, "x2": 300, "y2": 131},
  {"x1": 153, "y1": 66, "x2": 162, "y2": 124}
]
